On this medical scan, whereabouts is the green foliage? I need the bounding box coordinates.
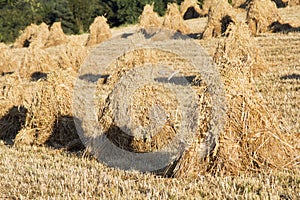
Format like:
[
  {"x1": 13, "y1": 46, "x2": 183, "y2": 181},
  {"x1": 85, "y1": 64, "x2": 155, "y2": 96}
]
[
  {"x1": 68, "y1": 0, "x2": 100, "y2": 33},
  {"x1": 40, "y1": 0, "x2": 78, "y2": 34},
  {"x1": 0, "y1": 0, "x2": 36, "y2": 43},
  {"x1": 0, "y1": 0, "x2": 198, "y2": 43}
]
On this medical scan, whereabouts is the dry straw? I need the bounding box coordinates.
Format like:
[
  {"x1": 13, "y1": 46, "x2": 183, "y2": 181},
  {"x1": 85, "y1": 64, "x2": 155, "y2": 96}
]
[
  {"x1": 162, "y1": 3, "x2": 190, "y2": 34},
  {"x1": 14, "y1": 23, "x2": 49, "y2": 48},
  {"x1": 139, "y1": 4, "x2": 162, "y2": 28},
  {"x1": 202, "y1": 0, "x2": 237, "y2": 39},
  {"x1": 174, "y1": 22, "x2": 299, "y2": 178},
  {"x1": 0, "y1": 39, "x2": 88, "y2": 78},
  {"x1": 246, "y1": 0, "x2": 282, "y2": 35},
  {"x1": 45, "y1": 22, "x2": 68, "y2": 47},
  {"x1": 0, "y1": 69, "x2": 81, "y2": 149},
  {"x1": 77, "y1": 44, "x2": 211, "y2": 172},
  {"x1": 0, "y1": 15, "x2": 299, "y2": 178},
  {"x1": 86, "y1": 16, "x2": 112, "y2": 46}
]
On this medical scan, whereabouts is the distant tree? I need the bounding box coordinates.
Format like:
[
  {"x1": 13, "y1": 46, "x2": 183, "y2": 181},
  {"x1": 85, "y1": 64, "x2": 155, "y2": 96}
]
[
  {"x1": 67, "y1": 0, "x2": 100, "y2": 33},
  {"x1": 0, "y1": 0, "x2": 194, "y2": 43},
  {"x1": 40, "y1": 0, "x2": 78, "y2": 34},
  {"x1": 97, "y1": 0, "x2": 184, "y2": 27},
  {"x1": 0, "y1": 0, "x2": 36, "y2": 43}
]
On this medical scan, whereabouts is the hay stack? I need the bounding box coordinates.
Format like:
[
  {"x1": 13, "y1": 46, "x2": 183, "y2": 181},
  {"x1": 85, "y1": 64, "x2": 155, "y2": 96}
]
[
  {"x1": 0, "y1": 40, "x2": 88, "y2": 78},
  {"x1": 202, "y1": 0, "x2": 237, "y2": 39},
  {"x1": 45, "y1": 22, "x2": 68, "y2": 47},
  {"x1": 0, "y1": 69, "x2": 82, "y2": 149},
  {"x1": 139, "y1": 4, "x2": 162, "y2": 28},
  {"x1": 86, "y1": 16, "x2": 112, "y2": 46},
  {"x1": 175, "y1": 23, "x2": 299, "y2": 177},
  {"x1": 211, "y1": 23, "x2": 298, "y2": 174},
  {"x1": 14, "y1": 23, "x2": 49, "y2": 48},
  {"x1": 213, "y1": 22, "x2": 264, "y2": 75},
  {"x1": 162, "y1": 3, "x2": 190, "y2": 34},
  {"x1": 180, "y1": 0, "x2": 203, "y2": 19},
  {"x1": 76, "y1": 46, "x2": 212, "y2": 175},
  {"x1": 246, "y1": 0, "x2": 282, "y2": 35},
  {"x1": 46, "y1": 40, "x2": 89, "y2": 72}
]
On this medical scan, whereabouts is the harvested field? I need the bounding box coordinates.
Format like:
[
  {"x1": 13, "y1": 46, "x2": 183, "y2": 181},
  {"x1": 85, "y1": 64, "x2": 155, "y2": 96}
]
[{"x1": 0, "y1": 4, "x2": 299, "y2": 199}]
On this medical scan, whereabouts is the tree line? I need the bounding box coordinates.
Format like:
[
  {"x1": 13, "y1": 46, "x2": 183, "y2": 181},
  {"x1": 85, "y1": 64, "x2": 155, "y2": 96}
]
[{"x1": 0, "y1": 0, "x2": 187, "y2": 43}]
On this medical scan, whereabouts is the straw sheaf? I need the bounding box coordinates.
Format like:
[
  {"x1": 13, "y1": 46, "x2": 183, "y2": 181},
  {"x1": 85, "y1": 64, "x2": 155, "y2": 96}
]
[
  {"x1": 0, "y1": 69, "x2": 81, "y2": 148},
  {"x1": 14, "y1": 23, "x2": 50, "y2": 48},
  {"x1": 139, "y1": 4, "x2": 162, "y2": 28},
  {"x1": 246, "y1": 0, "x2": 282, "y2": 35},
  {"x1": 174, "y1": 23, "x2": 299, "y2": 178},
  {"x1": 0, "y1": 42, "x2": 8, "y2": 49},
  {"x1": 202, "y1": 0, "x2": 218, "y2": 16},
  {"x1": 162, "y1": 3, "x2": 190, "y2": 34},
  {"x1": 0, "y1": 40, "x2": 88, "y2": 78},
  {"x1": 209, "y1": 23, "x2": 298, "y2": 175},
  {"x1": 45, "y1": 22, "x2": 68, "y2": 47},
  {"x1": 231, "y1": 0, "x2": 247, "y2": 7},
  {"x1": 86, "y1": 16, "x2": 112, "y2": 46},
  {"x1": 89, "y1": 49, "x2": 212, "y2": 174},
  {"x1": 202, "y1": 0, "x2": 237, "y2": 39}
]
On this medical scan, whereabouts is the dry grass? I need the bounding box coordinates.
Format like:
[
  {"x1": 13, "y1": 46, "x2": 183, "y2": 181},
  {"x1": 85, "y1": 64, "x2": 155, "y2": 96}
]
[{"x1": 254, "y1": 33, "x2": 300, "y2": 135}]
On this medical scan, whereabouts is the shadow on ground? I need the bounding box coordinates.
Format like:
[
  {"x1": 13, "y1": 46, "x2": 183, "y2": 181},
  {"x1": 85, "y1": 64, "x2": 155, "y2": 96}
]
[
  {"x1": 270, "y1": 22, "x2": 300, "y2": 33},
  {"x1": 0, "y1": 107, "x2": 84, "y2": 152},
  {"x1": 280, "y1": 73, "x2": 300, "y2": 80},
  {"x1": 46, "y1": 115, "x2": 85, "y2": 151},
  {"x1": 0, "y1": 106, "x2": 27, "y2": 145}
]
